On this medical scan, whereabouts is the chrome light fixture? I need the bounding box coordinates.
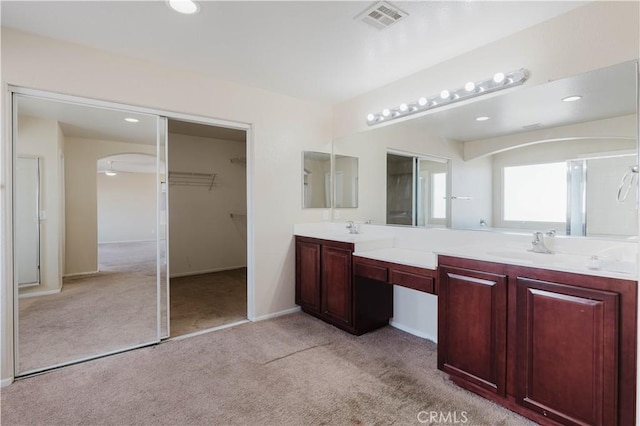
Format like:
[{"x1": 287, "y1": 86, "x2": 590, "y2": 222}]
[
  {"x1": 105, "y1": 161, "x2": 117, "y2": 177},
  {"x1": 366, "y1": 69, "x2": 529, "y2": 125}
]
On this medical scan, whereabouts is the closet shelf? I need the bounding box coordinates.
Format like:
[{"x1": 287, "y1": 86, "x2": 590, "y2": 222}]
[{"x1": 168, "y1": 171, "x2": 217, "y2": 190}]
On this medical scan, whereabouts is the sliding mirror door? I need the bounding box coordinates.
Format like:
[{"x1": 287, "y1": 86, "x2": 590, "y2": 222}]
[{"x1": 13, "y1": 93, "x2": 163, "y2": 375}]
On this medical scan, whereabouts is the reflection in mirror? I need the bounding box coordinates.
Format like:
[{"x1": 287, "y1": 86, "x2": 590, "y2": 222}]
[
  {"x1": 13, "y1": 94, "x2": 160, "y2": 375},
  {"x1": 386, "y1": 152, "x2": 449, "y2": 227},
  {"x1": 333, "y1": 60, "x2": 638, "y2": 239},
  {"x1": 303, "y1": 151, "x2": 331, "y2": 208},
  {"x1": 334, "y1": 155, "x2": 358, "y2": 208}
]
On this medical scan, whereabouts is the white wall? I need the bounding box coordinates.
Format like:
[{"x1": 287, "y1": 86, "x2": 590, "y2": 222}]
[
  {"x1": 168, "y1": 132, "x2": 247, "y2": 276},
  {"x1": 64, "y1": 137, "x2": 156, "y2": 275},
  {"x1": 15, "y1": 115, "x2": 64, "y2": 295},
  {"x1": 97, "y1": 172, "x2": 156, "y2": 244}
]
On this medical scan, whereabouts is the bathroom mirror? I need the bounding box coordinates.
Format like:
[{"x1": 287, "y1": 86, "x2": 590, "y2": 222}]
[
  {"x1": 333, "y1": 60, "x2": 638, "y2": 238},
  {"x1": 302, "y1": 151, "x2": 331, "y2": 208},
  {"x1": 334, "y1": 154, "x2": 358, "y2": 208}
]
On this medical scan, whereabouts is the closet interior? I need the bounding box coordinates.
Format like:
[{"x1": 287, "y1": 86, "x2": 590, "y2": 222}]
[{"x1": 167, "y1": 120, "x2": 248, "y2": 337}]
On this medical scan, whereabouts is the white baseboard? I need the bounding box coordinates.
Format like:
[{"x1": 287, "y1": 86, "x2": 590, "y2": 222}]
[
  {"x1": 170, "y1": 265, "x2": 247, "y2": 278},
  {"x1": 63, "y1": 270, "x2": 99, "y2": 278},
  {"x1": 0, "y1": 377, "x2": 14, "y2": 387},
  {"x1": 389, "y1": 320, "x2": 437, "y2": 343},
  {"x1": 19, "y1": 288, "x2": 62, "y2": 299},
  {"x1": 251, "y1": 306, "x2": 301, "y2": 322}
]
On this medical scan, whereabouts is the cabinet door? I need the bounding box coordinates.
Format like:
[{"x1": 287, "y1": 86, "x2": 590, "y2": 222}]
[
  {"x1": 295, "y1": 240, "x2": 321, "y2": 313},
  {"x1": 321, "y1": 246, "x2": 352, "y2": 325},
  {"x1": 438, "y1": 266, "x2": 507, "y2": 397},
  {"x1": 516, "y1": 277, "x2": 618, "y2": 426}
]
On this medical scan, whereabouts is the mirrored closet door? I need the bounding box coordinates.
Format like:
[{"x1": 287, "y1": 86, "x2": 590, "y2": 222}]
[{"x1": 13, "y1": 93, "x2": 168, "y2": 375}]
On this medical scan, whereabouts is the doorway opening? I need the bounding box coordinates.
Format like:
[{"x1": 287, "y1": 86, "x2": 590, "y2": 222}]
[{"x1": 167, "y1": 119, "x2": 248, "y2": 337}]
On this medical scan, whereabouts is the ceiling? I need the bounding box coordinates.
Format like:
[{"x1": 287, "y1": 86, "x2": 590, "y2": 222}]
[{"x1": 1, "y1": 1, "x2": 587, "y2": 104}]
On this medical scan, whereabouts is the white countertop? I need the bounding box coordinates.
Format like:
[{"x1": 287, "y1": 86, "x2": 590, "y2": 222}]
[{"x1": 294, "y1": 223, "x2": 639, "y2": 281}]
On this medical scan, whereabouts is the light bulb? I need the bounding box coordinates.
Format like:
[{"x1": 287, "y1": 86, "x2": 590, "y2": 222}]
[
  {"x1": 440, "y1": 90, "x2": 450, "y2": 100},
  {"x1": 562, "y1": 95, "x2": 582, "y2": 102},
  {"x1": 399, "y1": 103, "x2": 408, "y2": 112},
  {"x1": 105, "y1": 170, "x2": 117, "y2": 176},
  {"x1": 418, "y1": 97, "x2": 428, "y2": 106},
  {"x1": 124, "y1": 118, "x2": 139, "y2": 123},
  {"x1": 465, "y1": 81, "x2": 476, "y2": 92},
  {"x1": 367, "y1": 113, "x2": 375, "y2": 122},
  {"x1": 168, "y1": 0, "x2": 200, "y2": 14},
  {"x1": 493, "y1": 72, "x2": 505, "y2": 84},
  {"x1": 382, "y1": 109, "x2": 391, "y2": 117},
  {"x1": 475, "y1": 116, "x2": 491, "y2": 122}
]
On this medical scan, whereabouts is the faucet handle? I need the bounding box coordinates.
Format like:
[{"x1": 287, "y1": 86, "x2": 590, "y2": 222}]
[{"x1": 545, "y1": 229, "x2": 557, "y2": 237}]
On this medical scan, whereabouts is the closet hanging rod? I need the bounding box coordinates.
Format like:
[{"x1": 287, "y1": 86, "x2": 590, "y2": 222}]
[{"x1": 168, "y1": 171, "x2": 217, "y2": 191}]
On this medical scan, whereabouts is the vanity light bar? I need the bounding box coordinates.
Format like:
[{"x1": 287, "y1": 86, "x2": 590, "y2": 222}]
[{"x1": 366, "y1": 69, "x2": 529, "y2": 125}]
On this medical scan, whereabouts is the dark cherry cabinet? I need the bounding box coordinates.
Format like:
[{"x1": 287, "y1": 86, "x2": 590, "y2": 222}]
[
  {"x1": 320, "y1": 245, "x2": 352, "y2": 325},
  {"x1": 437, "y1": 255, "x2": 637, "y2": 426},
  {"x1": 295, "y1": 236, "x2": 393, "y2": 335},
  {"x1": 438, "y1": 265, "x2": 507, "y2": 397},
  {"x1": 516, "y1": 277, "x2": 619, "y2": 426},
  {"x1": 295, "y1": 240, "x2": 321, "y2": 313}
]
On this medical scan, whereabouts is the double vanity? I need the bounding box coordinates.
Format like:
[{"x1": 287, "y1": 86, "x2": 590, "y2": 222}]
[{"x1": 294, "y1": 222, "x2": 638, "y2": 426}]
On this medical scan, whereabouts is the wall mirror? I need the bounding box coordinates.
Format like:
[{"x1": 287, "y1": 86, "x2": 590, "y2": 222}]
[
  {"x1": 334, "y1": 154, "x2": 358, "y2": 208},
  {"x1": 13, "y1": 93, "x2": 167, "y2": 376},
  {"x1": 333, "y1": 60, "x2": 638, "y2": 238},
  {"x1": 302, "y1": 151, "x2": 331, "y2": 208}
]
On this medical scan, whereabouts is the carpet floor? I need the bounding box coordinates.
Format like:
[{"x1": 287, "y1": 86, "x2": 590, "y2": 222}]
[
  {"x1": 17, "y1": 241, "x2": 247, "y2": 373},
  {"x1": 1, "y1": 313, "x2": 535, "y2": 425},
  {"x1": 17, "y1": 242, "x2": 158, "y2": 374},
  {"x1": 170, "y1": 268, "x2": 247, "y2": 337}
]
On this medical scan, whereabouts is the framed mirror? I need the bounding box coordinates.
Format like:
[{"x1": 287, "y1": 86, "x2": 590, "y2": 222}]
[
  {"x1": 333, "y1": 60, "x2": 638, "y2": 238},
  {"x1": 302, "y1": 151, "x2": 331, "y2": 208},
  {"x1": 334, "y1": 154, "x2": 358, "y2": 208}
]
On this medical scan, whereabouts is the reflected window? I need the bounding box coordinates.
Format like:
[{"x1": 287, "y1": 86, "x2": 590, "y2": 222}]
[
  {"x1": 503, "y1": 162, "x2": 567, "y2": 222},
  {"x1": 431, "y1": 172, "x2": 447, "y2": 220}
]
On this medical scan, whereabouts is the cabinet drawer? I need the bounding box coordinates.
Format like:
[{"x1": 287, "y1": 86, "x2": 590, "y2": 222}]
[
  {"x1": 390, "y1": 269, "x2": 434, "y2": 293},
  {"x1": 355, "y1": 262, "x2": 388, "y2": 282}
]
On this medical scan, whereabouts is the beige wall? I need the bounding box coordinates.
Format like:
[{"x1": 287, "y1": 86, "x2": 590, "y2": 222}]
[
  {"x1": 97, "y1": 172, "x2": 156, "y2": 244},
  {"x1": 168, "y1": 133, "x2": 247, "y2": 276},
  {"x1": 64, "y1": 137, "x2": 156, "y2": 275},
  {"x1": 15, "y1": 115, "x2": 64, "y2": 295}
]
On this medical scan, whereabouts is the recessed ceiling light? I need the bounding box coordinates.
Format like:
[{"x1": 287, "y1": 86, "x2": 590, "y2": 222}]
[
  {"x1": 124, "y1": 118, "x2": 139, "y2": 123},
  {"x1": 562, "y1": 95, "x2": 582, "y2": 102},
  {"x1": 475, "y1": 116, "x2": 491, "y2": 122},
  {"x1": 167, "y1": 0, "x2": 200, "y2": 15}
]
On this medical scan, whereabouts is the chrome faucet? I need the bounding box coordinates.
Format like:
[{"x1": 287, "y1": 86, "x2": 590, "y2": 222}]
[
  {"x1": 346, "y1": 221, "x2": 359, "y2": 234},
  {"x1": 529, "y1": 230, "x2": 555, "y2": 254}
]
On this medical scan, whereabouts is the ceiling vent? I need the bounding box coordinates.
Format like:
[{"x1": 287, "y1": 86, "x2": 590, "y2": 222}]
[{"x1": 356, "y1": 1, "x2": 408, "y2": 31}]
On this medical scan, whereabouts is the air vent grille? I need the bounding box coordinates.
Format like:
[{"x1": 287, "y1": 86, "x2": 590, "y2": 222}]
[{"x1": 356, "y1": 1, "x2": 408, "y2": 31}]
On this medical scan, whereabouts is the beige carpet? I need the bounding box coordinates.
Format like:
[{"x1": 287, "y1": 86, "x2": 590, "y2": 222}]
[
  {"x1": 170, "y1": 268, "x2": 247, "y2": 337},
  {"x1": 17, "y1": 242, "x2": 159, "y2": 374},
  {"x1": 1, "y1": 313, "x2": 535, "y2": 426}
]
